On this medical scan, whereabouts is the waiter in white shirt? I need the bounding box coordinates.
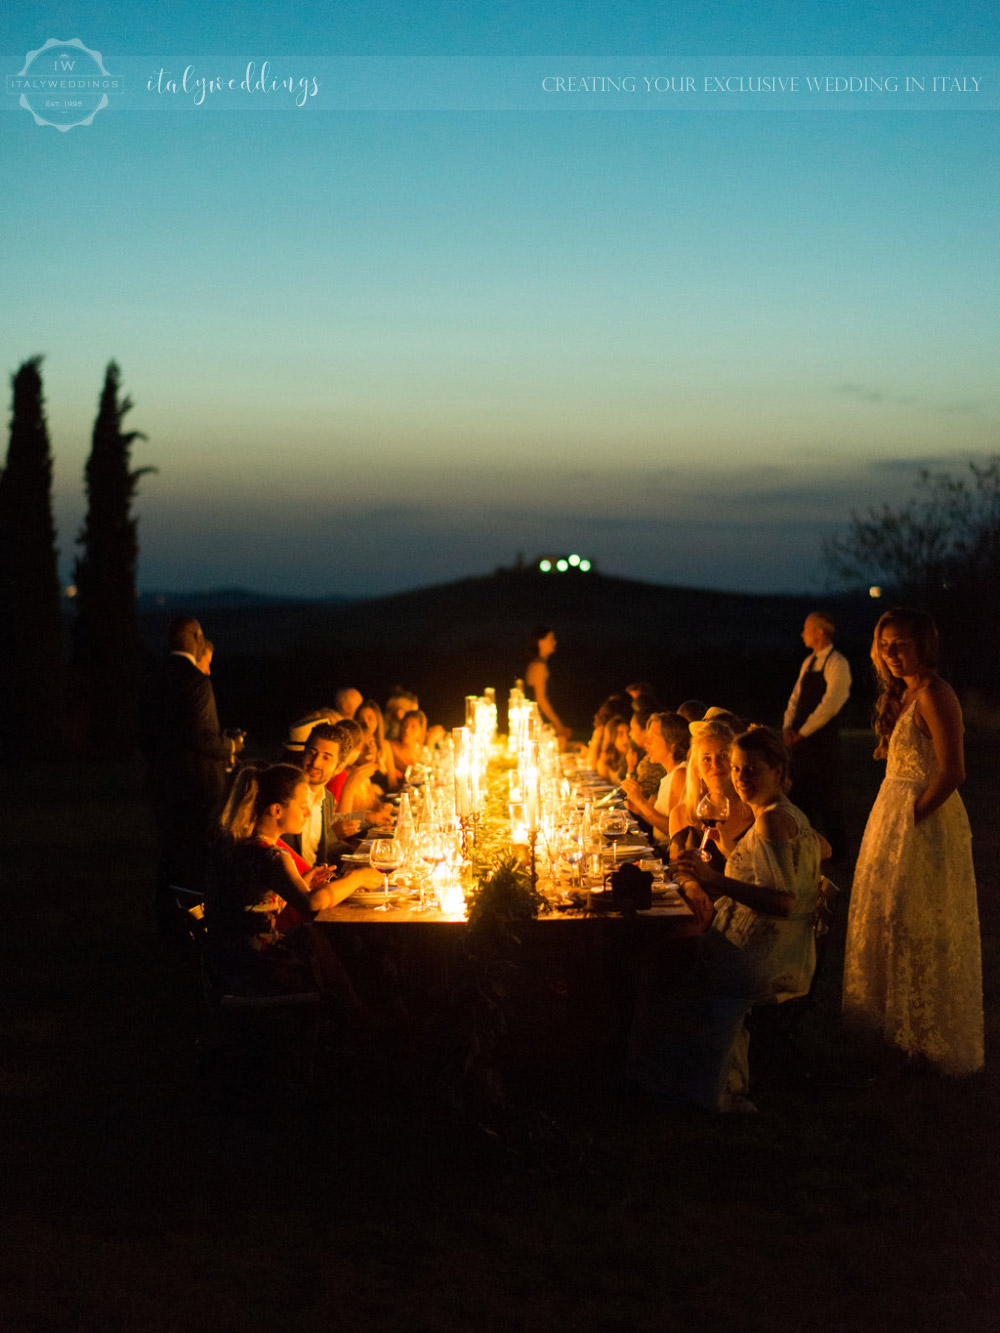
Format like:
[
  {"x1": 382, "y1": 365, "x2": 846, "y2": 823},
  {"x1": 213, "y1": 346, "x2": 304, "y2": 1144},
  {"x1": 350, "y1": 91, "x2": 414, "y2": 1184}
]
[{"x1": 782, "y1": 611, "x2": 851, "y2": 857}]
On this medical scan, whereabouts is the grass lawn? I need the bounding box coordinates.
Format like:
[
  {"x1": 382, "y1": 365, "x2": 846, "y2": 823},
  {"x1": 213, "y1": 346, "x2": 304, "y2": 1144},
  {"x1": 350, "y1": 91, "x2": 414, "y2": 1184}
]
[{"x1": 1, "y1": 730, "x2": 997, "y2": 1332}]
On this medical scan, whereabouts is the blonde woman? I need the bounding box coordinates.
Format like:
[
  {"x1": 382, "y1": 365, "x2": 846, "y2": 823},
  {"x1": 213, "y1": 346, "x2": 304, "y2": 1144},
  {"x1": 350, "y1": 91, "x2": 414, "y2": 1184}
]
[
  {"x1": 843, "y1": 608, "x2": 983, "y2": 1076},
  {"x1": 667, "y1": 719, "x2": 753, "y2": 865}
]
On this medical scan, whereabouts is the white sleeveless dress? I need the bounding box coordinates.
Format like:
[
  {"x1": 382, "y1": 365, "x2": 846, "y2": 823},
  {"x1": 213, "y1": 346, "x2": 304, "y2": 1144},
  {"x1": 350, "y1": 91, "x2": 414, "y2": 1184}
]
[{"x1": 842, "y1": 702, "x2": 983, "y2": 1075}]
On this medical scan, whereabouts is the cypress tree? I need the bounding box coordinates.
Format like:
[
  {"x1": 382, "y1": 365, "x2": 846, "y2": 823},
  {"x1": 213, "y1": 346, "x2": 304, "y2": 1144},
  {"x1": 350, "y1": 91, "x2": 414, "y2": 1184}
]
[
  {"x1": 72, "y1": 361, "x2": 155, "y2": 756},
  {"x1": 0, "y1": 356, "x2": 66, "y2": 761}
]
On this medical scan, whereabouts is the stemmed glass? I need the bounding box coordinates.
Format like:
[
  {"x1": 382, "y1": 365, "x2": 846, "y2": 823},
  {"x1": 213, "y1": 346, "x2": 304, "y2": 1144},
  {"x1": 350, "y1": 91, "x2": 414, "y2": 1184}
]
[
  {"x1": 563, "y1": 842, "x2": 584, "y2": 890},
  {"x1": 369, "y1": 838, "x2": 402, "y2": 912},
  {"x1": 695, "y1": 793, "x2": 730, "y2": 861},
  {"x1": 417, "y1": 828, "x2": 447, "y2": 911},
  {"x1": 599, "y1": 808, "x2": 629, "y2": 883}
]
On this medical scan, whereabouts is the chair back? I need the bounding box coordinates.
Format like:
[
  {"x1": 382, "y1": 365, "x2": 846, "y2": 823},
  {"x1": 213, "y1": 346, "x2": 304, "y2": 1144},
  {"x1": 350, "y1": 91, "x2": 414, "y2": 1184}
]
[
  {"x1": 771, "y1": 876, "x2": 840, "y2": 1006},
  {"x1": 812, "y1": 875, "x2": 839, "y2": 939}
]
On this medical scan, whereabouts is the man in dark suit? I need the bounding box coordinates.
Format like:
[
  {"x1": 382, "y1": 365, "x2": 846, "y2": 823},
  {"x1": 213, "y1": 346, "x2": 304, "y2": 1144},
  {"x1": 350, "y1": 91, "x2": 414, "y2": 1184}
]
[{"x1": 145, "y1": 616, "x2": 238, "y2": 933}]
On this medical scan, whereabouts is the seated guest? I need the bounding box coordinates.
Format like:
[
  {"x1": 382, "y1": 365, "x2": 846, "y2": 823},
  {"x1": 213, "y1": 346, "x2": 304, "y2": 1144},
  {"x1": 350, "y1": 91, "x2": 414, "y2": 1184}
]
[
  {"x1": 204, "y1": 763, "x2": 379, "y2": 1002},
  {"x1": 627, "y1": 728, "x2": 823, "y2": 1111},
  {"x1": 282, "y1": 724, "x2": 369, "y2": 863},
  {"x1": 423, "y1": 714, "x2": 447, "y2": 751},
  {"x1": 389, "y1": 709, "x2": 425, "y2": 775},
  {"x1": 596, "y1": 715, "x2": 629, "y2": 783},
  {"x1": 703, "y1": 705, "x2": 745, "y2": 734},
  {"x1": 629, "y1": 707, "x2": 666, "y2": 800},
  {"x1": 668, "y1": 719, "x2": 753, "y2": 865},
  {"x1": 586, "y1": 695, "x2": 630, "y2": 771},
  {"x1": 622, "y1": 712, "x2": 691, "y2": 844},
  {"x1": 384, "y1": 687, "x2": 419, "y2": 741},
  {"x1": 627, "y1": 681, "x2": 660, "y2": 709},
  {"x1": 677, "y1": 699, "x2": 707, "y2": 724},
  {"x1": 324, "y1": 719, "x2": 392, "y2": 822},
  {"x1": 324, "y1": 719, "x2": 364, "y2": 801},
  {"x1": 284, "y1": 709, "x2": 340, "y2": 760},
  {"x1": 357, "y1": 698, "x2": 399, "y2": 791},
  {"x1": 334, "y1": 687, "x2": 363, "y2": 720},
  {"x1": 346, "y1": 733, "x2": 394, "y2": 821}
]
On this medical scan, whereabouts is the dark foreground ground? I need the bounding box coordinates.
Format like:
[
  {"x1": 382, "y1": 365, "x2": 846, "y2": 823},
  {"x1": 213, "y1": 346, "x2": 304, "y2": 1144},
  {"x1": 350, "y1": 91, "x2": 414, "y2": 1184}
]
[{"x1": 2, "y1": 730, "x2": 998, "y2": 1332}]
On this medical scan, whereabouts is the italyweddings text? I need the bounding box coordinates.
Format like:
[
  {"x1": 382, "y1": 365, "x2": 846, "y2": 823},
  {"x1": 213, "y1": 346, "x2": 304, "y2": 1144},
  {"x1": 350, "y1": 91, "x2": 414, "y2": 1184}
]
[{"x1": 146, "y1": 61, "x2": 320, "y2": 106}]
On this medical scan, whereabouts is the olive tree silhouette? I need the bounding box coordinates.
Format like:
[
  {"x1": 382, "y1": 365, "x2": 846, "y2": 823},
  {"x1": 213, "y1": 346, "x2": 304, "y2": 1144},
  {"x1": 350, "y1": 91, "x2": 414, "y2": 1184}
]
[{"x1": 824, "y1": 456, "x2": 1000, "y2": 693}]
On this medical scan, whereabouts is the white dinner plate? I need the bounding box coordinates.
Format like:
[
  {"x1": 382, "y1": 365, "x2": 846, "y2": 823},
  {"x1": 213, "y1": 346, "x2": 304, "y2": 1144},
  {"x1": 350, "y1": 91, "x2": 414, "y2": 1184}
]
[{"x1": 347, "y1": 887, "x2": 404, "y2": 906}]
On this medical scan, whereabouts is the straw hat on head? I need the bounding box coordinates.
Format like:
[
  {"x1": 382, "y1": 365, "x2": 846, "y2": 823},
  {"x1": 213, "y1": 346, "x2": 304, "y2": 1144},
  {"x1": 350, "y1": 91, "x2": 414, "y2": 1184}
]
[
  {"x1": 285, "y1": 711, "x2": 340, "y2": 753},
  {"x1": 689, "y1": 706, "x2": 743, "y2": 737}
]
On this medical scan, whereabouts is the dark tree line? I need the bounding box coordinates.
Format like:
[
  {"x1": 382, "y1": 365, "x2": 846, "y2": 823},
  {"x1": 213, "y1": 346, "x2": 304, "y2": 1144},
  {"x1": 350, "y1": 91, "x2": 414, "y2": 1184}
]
[
  {"x1": 824, "y1": 457, "x2": 1000, "y2": 694},
  {"x1": 0, "y1": 358, "x2": 153, "y2": 762}
]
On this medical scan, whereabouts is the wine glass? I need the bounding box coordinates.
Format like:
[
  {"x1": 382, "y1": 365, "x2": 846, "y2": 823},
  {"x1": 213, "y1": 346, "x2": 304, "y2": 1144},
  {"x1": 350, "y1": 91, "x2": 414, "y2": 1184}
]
[
  {"x1": 563, "y1": 842, "x2": 584, "y2": 890},
  {"x1": 695, "y1": 793, "x2": 730, "y2": 861},
  {"x1": 416, "y1": 828, "x2": 447, "y2": 911},
  {"x1": 369, "y1": 838, "x2": 402, "y2": 912},
  {"x1": 599, "y1": 808, "x2": 629, "y2": 883}
]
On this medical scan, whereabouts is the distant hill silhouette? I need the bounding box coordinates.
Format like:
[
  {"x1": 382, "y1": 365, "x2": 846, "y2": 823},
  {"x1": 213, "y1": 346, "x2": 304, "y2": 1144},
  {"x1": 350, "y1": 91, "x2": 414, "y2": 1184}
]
[
  {"x1": 139, "y1": 570, "x2": 880, "y2": 754},
  {"x1": 137, "y1": 587, "x2": 357, "y2": 611}
]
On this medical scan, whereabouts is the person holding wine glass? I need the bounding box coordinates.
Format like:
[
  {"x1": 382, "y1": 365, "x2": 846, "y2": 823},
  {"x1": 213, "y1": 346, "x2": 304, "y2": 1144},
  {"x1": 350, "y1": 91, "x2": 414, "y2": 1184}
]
[
  {"x1": 667, "y1": 719, "x2": 753, "y2": 868},
  {"x1": 627, "y1": 728, "x2": 823, "y2": 1111}
]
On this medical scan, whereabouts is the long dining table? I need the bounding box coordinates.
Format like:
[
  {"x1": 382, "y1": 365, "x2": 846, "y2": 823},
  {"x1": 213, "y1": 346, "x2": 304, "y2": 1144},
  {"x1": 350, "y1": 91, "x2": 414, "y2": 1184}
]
[{"x1": 313, "y1": 767, "x2": 703, "y2": 1069}]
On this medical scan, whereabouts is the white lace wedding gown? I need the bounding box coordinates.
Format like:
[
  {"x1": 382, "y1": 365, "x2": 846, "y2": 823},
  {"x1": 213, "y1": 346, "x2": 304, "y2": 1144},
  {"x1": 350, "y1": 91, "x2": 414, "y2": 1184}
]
[{"x1": 842, "y1": 702, "x2": 983, "y2": 1075}]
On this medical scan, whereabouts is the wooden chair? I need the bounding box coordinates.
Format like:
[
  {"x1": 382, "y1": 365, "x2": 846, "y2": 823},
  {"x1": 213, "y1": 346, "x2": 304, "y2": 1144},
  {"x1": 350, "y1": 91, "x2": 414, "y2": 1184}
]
[
  {"x1": 170, "y1": 885, "x2": 323, "y2": 1109},
  {"x1": 747, "y1": 876, "x2": 842, "y2": 1086}
]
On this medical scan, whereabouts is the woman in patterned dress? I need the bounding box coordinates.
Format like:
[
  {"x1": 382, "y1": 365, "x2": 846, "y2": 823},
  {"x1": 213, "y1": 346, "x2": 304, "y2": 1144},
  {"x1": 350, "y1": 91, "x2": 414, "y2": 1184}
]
[{"x1": 842, "y1": 609, "x2": 983, "y2": 1075}]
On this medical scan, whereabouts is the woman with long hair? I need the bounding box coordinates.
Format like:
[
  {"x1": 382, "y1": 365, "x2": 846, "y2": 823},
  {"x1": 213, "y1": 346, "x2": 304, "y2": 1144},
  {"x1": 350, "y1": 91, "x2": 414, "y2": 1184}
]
[
  {"x1": 622, "y1": 711, "x2": 691, "y2": 844},
  {"x1": 842, "y1": 608, "x2": 983, "y2": 1075},
  {"x1": 667, "y1": 719, "x2": 753, "y2": 866},
  {"x1": 587, "y1": 694, "x2": 630, "y2": 771},
  {"x1": 205, "y1": 763, "x2": 379, "y2": 998},
  {"x1": 358, "y1": 698, "x2": 399, "y2": 792},
  {"x1": 389, "y1": 709, "x2": 425, "y2": 775},
  {"x1": 525, "y1": 625, "x2": 572, "y2": 744},
  {"x1": 596, "y1": 714, "x2": 630, "y2": 783}
]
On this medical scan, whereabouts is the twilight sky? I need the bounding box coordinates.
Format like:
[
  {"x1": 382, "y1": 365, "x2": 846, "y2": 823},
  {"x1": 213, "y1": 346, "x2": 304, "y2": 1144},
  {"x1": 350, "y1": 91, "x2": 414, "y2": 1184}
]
[{"x1": 1, "y1": 2, "x2": 997, "y2": 597}]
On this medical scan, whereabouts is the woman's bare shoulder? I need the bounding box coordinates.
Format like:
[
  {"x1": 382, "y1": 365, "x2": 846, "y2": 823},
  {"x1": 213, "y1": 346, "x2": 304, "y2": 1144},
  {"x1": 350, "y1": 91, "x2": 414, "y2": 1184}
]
[
  {"x1": 757, "y1": 805, "x2": 798, "y2": 842},
  {"x1": 914, "y1": 674, "x2": 962, "y2": 731},
  {"x1": 669, "y1": 801, "x2": 691, "y2": 835}
]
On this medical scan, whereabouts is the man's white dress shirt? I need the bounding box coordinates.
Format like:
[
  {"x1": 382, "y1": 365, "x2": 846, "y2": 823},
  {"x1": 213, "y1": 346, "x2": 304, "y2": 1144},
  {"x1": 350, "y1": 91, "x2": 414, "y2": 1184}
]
[{"x1": 782, "y1": 645, "x2": 851, "y2": 737}]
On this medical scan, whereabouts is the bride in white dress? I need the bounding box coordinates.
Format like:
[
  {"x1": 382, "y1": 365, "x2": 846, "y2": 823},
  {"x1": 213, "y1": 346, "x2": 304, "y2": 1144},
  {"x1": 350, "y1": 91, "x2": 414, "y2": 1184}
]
[{"x1": 842, "y1": 609, "x2": 983, "y2": 1075}]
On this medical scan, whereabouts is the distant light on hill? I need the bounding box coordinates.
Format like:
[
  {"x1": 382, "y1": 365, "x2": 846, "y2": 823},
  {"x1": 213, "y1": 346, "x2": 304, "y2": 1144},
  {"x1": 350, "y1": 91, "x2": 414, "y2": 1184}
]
[{"x1": 529, "y1": 552, "x2": 595, "y2": 575}]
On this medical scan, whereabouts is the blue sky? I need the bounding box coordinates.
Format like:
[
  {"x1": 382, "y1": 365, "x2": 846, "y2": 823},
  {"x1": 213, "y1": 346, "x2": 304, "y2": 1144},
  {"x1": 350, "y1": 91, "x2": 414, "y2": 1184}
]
[{"x1": 1, "y1": 3, "x2": 997, "y2": 595}]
